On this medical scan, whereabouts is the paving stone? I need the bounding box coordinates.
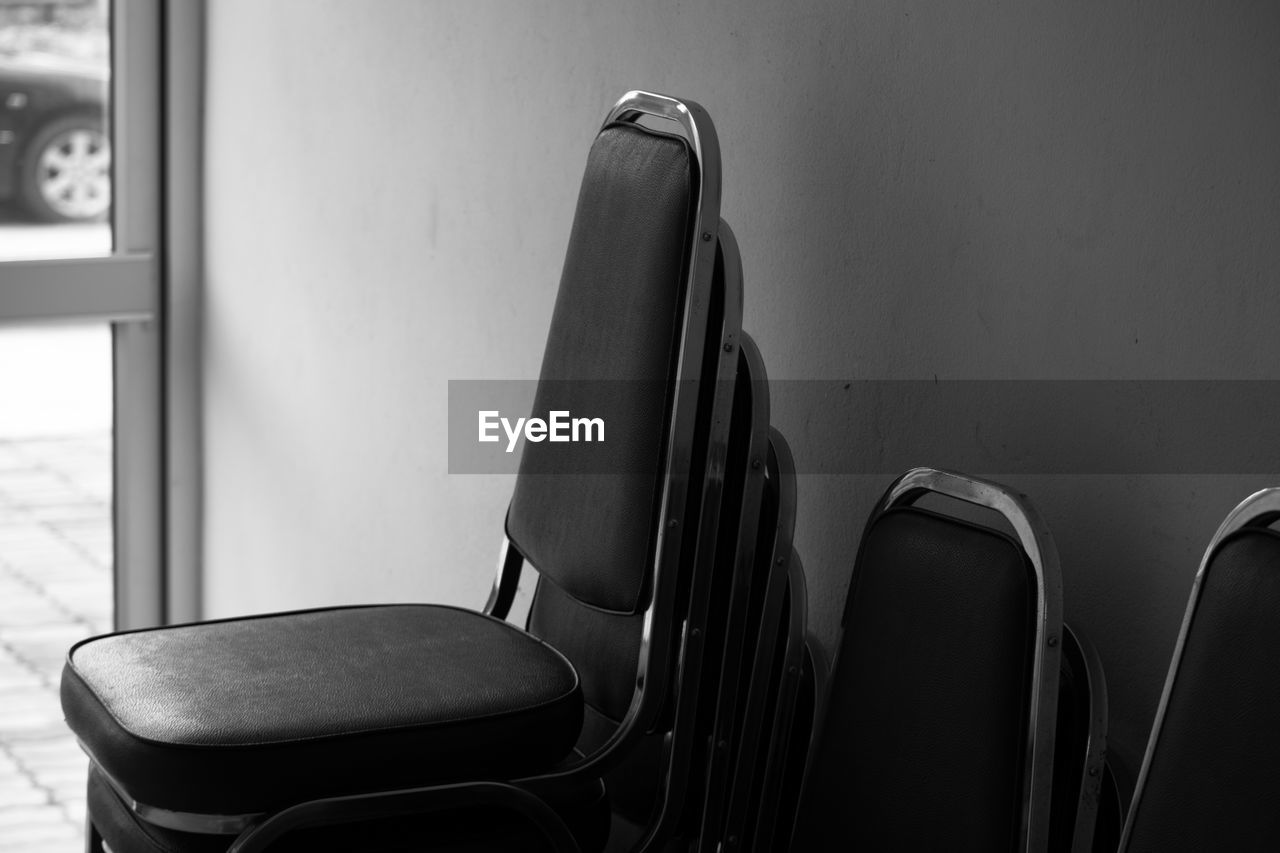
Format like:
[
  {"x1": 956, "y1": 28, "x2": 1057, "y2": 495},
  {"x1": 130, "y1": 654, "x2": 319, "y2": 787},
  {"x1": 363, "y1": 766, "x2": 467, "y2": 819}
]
[
  {"x1": 0, "y1": 780, "x2": 47, "y2": 807},
  {"x1": 1, "y1": 433, "x2": 107, "y2": 852},
  {"x1": 0, "y1": 823, "x2": 79, "y2": 845},
  {"x1": 0, "y1": 662, "x2": 45, "y2": 691},
  {"x1": 59, "y1": 797, "x2": 88, "y2": 828},
  {"x1": 11, "y1": 739, "x2": 86, "y2": 771},
  {"x1": 0, "y1": 804, "x2": 63, "y2": 826}
]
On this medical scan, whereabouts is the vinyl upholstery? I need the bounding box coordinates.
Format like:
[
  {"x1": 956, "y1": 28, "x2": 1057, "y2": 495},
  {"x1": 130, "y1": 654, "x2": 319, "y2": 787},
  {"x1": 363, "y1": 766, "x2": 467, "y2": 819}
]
[
  {"x1": 506, "y1": 122, "x2": 693, "y2": 616},
  {"x1": 62, "y1": 605, "x2": 582, "y2": 815},
  {"x1": 792, "y1": 507, "x2": 1035, "y2": 852},
  {"x1": 1123, "y1": 528, "x2": 1280, "y2": 852}
]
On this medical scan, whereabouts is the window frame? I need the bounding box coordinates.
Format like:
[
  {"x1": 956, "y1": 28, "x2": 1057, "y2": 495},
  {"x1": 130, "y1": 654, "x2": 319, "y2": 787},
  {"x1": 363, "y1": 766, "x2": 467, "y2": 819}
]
[{"x1": 0, "y1": 0, "x2": 204, "y2": 629}]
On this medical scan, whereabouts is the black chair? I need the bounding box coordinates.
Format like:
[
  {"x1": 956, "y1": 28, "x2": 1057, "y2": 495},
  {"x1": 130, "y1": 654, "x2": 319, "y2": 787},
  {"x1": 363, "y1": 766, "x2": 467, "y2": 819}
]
[
  {"x1": 61, "y1": 90, "x2": 755, "y2": 853},
  {"x1": 1119, "y1": 487, "x2": 1280, "y2": 853},
  {"x1": 788, "y1": 468, "x2": 1064, "y2": 853}
]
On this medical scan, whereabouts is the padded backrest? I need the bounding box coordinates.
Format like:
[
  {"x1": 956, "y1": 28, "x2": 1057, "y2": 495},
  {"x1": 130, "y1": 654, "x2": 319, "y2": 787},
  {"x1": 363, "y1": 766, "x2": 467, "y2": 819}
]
[
  {"x1": 1123, "y1": 528, "x2": 1280, "y2": 852},
  {"x1": 792, "y1": 506, "x2": 1036, "y2": 851},
  {"x1": 528, "y1": 317, "x2": 753, "y2": 832},
  {"x1": 506, "y1": 122, "x2": 694, "y2": 615}
]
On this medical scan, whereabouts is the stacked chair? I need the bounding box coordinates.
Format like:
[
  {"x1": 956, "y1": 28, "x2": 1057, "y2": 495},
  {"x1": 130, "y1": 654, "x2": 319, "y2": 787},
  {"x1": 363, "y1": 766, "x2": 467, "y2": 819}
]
[
  {"x1": 777, "y1": 469, "x2": 1121, "y2": 853},
  {"x1": 65, "y1": 86, "x2": 1279, "y2": 853},
  {"x1": 765, "y1": 476, "x2": 1280, "y2": 853},
  {"x1": 60, "y1": 91, "x2": 807, "y2": 852},
  {"x1": 1118, "y1": 487, "x2": 1280, "y2": 853},
  {"x1": 785, "y1": 468, "x2": 1065, "y2": 852}
]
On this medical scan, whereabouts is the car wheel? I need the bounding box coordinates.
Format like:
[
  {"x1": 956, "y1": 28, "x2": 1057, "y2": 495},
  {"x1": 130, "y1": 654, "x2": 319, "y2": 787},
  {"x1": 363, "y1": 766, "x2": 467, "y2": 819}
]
[{"x1": 20, "y1": 114, "x2": 111, "y2": 224}]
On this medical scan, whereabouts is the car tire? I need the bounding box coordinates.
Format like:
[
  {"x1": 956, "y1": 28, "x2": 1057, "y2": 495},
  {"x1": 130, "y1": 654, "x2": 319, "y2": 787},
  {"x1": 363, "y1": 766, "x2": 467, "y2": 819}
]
[{"x1": 19, "y1": 113, "x2": 111, "y2": 224}]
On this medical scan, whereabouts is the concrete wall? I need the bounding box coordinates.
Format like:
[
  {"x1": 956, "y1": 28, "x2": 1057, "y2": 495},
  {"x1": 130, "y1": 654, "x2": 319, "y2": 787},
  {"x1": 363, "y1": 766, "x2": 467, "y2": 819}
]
[{"x1": 203, "y1": 1, "x2": 1280, "y2": 768}]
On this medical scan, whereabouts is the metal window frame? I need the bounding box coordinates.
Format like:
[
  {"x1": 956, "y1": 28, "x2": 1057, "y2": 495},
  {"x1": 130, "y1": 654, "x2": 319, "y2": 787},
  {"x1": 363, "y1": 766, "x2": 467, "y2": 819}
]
[
  {"x1": 1118, "y1": 486, "x2": 1280, "y2": 851},
  {"x1": 116, "y1": 0, "x2": 204, "y2": 630},
  {"x1": 0, "y1": 0, "x2": 202, "y2": 632},
  {"x1": 159, "y1": 0, "x2": 204, "y2": 625}
]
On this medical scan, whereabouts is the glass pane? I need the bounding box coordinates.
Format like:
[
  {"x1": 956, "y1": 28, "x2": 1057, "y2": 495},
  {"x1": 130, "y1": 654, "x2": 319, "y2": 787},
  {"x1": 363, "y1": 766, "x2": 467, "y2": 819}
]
[
  {"x1": 0, "y1": 1, "x2": 111, "y2": 261},
  {"x1": 0, "y1": 323, "x2": 112, "y2": 846}
]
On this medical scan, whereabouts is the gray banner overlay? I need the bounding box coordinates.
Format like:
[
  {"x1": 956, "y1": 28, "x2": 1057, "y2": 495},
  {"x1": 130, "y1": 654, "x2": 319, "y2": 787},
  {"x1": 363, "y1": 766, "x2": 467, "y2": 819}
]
[{"x1": 448, "y1": 380, "x2": 1280, "y2": 475}]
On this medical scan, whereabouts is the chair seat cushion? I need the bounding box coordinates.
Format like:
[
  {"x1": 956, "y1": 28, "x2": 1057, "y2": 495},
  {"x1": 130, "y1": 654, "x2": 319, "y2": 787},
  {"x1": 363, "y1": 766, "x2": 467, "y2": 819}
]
[{"x1": 62, "y1": 604, "x2": 583, "y2": 816}]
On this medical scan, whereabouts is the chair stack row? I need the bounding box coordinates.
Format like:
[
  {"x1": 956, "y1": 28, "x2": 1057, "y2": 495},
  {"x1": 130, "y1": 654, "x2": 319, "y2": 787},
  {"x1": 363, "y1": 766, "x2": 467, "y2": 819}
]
[
  {"x1": 56, "y1": 90, "x2": 1280, "y2": 853},
  {"x1": 62, "y1": 90, "x2": 814, "y2": 853},
  {"x1": 773, "y1": 469, "x2": 1280, "y2": 853}
]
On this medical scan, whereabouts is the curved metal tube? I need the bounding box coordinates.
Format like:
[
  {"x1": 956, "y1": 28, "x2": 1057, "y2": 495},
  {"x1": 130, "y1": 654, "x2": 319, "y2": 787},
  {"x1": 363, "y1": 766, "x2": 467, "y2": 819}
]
[{"x1": 226, "y1": 781, "x2": 581, "y2": 853}]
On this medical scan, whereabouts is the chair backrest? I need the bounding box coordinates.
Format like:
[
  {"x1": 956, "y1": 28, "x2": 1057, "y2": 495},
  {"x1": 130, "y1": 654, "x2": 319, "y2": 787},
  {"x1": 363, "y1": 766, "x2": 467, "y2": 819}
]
[
  {"x1": 543, "y1": 261, "x2": 752, "y2": 845},
  {"x1": 489, "y1": 94, "x2": 754, "y2": 845},
  {"x1": 790, "y1": 468, "x2": 1063, "y2": 853},
  {"x1": 1049, "y1": 624, "x2": 1109, "y2": 853},
  {"x1": 507, "y1": 105, "x2": 708, "y2": 616},
  {"x1": 1119, "y1": 487, "x2": 1280, "y2": 852},
  {"x1": 493, "y1": 88, "x2": 731, "y2": 745}
]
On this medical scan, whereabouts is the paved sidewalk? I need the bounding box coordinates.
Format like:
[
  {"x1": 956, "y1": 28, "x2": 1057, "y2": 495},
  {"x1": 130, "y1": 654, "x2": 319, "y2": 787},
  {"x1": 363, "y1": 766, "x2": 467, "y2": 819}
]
[{"x1": 0, "y1": 433, "x2": 112, "y2": 852}]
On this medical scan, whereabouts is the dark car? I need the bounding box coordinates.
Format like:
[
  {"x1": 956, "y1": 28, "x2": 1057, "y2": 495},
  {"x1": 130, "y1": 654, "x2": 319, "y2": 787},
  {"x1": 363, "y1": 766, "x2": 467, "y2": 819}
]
[{"x1": 0, "y1": 54, "x2": 109, "y2": 223}]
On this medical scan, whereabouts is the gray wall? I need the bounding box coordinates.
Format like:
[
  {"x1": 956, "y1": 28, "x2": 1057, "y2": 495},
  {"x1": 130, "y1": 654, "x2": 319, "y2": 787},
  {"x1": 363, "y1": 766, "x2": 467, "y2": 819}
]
[{"x1": 203, "y1": 1, "x2": 1280, "y2": 768}]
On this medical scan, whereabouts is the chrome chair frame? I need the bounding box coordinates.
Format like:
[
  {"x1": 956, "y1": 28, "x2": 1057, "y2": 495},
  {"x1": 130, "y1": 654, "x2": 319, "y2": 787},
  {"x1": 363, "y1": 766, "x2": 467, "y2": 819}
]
[
  {"x1": 746, "y1": 549, "x2": 809, "y2": 852},
  {"x1": 1117, "y1": 486, "x2": 1280, "y2": 852},
  {"x1": 84, "y1": 90, "x2": 735, "y2": 853},
  {"x1": 760, "y1": 641, "x2": 824, "y2": 853},
  {"x1": 715, "y1": 429, "x2": 801, "y2": 853},
  {"x1": 1057, "y1": 624, "x2": 1109, "y2": 853},
  {"x1": 691, "y1": 335, "x2": 774, "y2": 850},
  {"x1": 629, "y1": 310, "x2": 762, "y2": 852}
]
